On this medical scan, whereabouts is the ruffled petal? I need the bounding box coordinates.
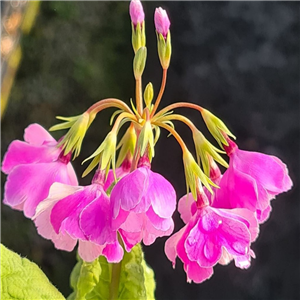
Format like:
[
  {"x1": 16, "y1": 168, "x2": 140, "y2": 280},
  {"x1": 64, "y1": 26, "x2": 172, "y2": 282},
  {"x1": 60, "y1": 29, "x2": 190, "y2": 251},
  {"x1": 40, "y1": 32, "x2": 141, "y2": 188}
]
[
  {"x1": 24, "y1": 123, "x2": 56, "y2": 145},
  {"x1": 2, "y1": 141, "x2": 60, "y2": 174},
  {"x1": 78, "y1": 240, "x2": 104, "y2": 262},
  {"x1": 110, "y1": 168, "x2": 148, "y2": 218},
  {"x1": 33, "y1": 183, "x2": 81, "y2": 251},
  {"x1": 217, "y1": 167, "x2": 258, "y2": 211},
  {"x1": 146, "y1": 169, "x2": 176, "y2": 219},
  {"x1": 185, "y1": 261, "x2": 213, "y2": 284},
  {"x1": 4, "y1": 162, "x2": 75, "y2": 218},
  {"x1": 102, "y1": 241, "x2": 124, "y2": 263},
  {"x1": 178, "y1": 193, "x2": 197, "y2": 224},
  {"x1": 80, "y1": 193, "x2": 116, "y2": 245},
  {"x1": 235, "y1": 150, "x2": 293, "y2": 194},
  {"x1": 50, "y1": 185, "x2": 100, "y2": 240},
  {"x1": 164, "y1": 227, "x2": 185, "y2": 266}
]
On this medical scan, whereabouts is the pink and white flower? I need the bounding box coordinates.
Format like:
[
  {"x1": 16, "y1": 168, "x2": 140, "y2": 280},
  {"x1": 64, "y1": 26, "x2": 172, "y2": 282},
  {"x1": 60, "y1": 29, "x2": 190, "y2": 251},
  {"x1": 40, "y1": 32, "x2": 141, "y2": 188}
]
[
  {"x1": 110, "y1": 165, "x2": 176, "y2": 251},
  {"x1": 165, "y1": 197, "x2": 253, "y2": 283},
  {"x1": 33, "y1": 181, "x2": 123, "y2": 263},
  {"x1": 2, "y1": 124, "x2": 77, "y2": 218},
  {"x1": 215, "y1": 139, "x2": 293, "y2": 223}
]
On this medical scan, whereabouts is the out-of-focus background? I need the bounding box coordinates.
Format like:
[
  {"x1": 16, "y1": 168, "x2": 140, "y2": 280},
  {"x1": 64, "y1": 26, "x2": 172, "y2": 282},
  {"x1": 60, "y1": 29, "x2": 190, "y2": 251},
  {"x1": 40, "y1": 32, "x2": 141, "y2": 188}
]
[{"x1": 1, "y1": 1, "x2": 299, "y2": 299}]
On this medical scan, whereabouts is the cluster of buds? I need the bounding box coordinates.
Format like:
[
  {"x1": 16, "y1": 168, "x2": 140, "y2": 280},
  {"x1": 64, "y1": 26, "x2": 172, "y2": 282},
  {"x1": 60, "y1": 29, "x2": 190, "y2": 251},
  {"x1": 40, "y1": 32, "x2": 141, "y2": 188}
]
[{"x1": 2, "y1": 0, "x2": 292, "y2": 284}]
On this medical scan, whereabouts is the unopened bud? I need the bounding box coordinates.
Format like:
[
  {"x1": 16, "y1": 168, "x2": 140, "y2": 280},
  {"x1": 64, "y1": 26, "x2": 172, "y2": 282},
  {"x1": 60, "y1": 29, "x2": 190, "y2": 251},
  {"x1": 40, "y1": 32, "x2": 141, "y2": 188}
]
[
  {"x1": 133, "y1": 47, "x2": 147, "y2": 79},
  {"x1": 155, "y1": 8, "x2": 171, "y2": 69},
  {"x1": 154, "y1": 7, "x2": 170, "y2": 39},
  {"x1": 130, "y1": 0, "x2": 144, "y2": 26},
  {"x1": 144, "y1": 82, "x2": 154, "y2": 108},
  {"x1": 130, "y1": 0, "x2": 146, "y2": 53}
]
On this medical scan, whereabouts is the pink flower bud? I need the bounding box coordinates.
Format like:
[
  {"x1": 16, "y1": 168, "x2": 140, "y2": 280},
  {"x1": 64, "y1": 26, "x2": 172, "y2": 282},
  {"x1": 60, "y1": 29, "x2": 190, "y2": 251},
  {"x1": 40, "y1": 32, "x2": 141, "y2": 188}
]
[
  {"x1": 154, "y1": 7, "x2": 170, "y2": 38},
  {"x1": 129, "y1": 0, "x2": 145, "y2": 26}
]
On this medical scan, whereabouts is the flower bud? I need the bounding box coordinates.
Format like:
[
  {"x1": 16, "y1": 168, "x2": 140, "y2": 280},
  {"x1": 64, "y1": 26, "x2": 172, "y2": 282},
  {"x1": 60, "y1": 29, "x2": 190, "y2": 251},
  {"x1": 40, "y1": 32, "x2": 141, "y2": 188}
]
[
  {"x1": 154, "y1": 8, "x2": 171, "y2": 69},
  {"x1": 133, "y1": 46, "x2": 147, "y2": 79},
  {"x1": 154, "y1": 7, "x2": 170, "y2": 39},
  {"x1": 144, "y1": 82, "x2": 154, "y2": 108},
  {"x1": 130, "y1": 0, "x2": 146, "y2": 53},
  {"x1": 130, "y1": 0, "x2": 145, "y2": 26}
]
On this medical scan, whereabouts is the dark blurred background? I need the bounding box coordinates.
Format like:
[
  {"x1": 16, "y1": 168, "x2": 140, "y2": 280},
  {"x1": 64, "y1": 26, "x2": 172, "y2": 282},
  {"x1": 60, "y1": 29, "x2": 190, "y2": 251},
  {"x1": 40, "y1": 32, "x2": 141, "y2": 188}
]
[{"x1": 1, "y1": 1, "x2": 299, "y2": 300}]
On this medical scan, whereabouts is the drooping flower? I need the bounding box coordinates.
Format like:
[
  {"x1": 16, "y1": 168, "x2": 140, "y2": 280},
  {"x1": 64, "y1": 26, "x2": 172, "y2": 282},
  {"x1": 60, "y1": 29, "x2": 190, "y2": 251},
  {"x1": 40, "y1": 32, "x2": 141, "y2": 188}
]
[
  {"x1": 154, "y1": 7, "x2": 170, "y2": 39},
  {"x1": 165, "y1": 198, "x2": 253, "y2": 283},
  {"x1": 33, "y1": 179, "x2": 123, "y2": 263},
  {"x1": 110, "y1": 163, "x2": 176, "y2": 251},
  {"x1": 2, "y1": 124, "x2": 78, "y2": 218},
  {"x1": 129, "y1": 0, "x2": 145, "y2": 26},
  {"x1": 215, "y1": 138, "x2": 293, "y2": 223},
  {"x1": 178, "y1": 192, "x2": 259, "y2": 269}
]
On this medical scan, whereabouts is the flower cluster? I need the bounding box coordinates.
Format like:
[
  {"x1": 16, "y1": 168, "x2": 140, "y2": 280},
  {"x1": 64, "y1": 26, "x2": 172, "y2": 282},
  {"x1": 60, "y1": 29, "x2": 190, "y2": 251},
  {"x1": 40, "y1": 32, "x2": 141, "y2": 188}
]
[{"x1": 2, "y1": 0, "x2": 292, "y2": 285}]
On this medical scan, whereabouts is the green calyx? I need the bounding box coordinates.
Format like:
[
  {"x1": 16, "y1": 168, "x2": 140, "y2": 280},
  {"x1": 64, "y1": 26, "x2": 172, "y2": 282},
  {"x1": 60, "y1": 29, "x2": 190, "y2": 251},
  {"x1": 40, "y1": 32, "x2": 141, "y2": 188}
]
[
  {"x1": 50, "y1": 112, "x2": 95, "y2": 159},
  {"x1": 193, "y1": 130, "x2": 228, "y2": 176},
  {"x1": 136, "y1": 121, "x2": 155, "y2": 161},
  {"x1": 133, "y1": 47, "x2": 147, "y2": 79},
  {"x1": 183, "y1": 150, "x2": 217, "y2": 199},
  {"x1": 116, "y1": 125, "x2": 137, "y2": 167},
  {"x1": 82, "y1": 131, "x2": 117, "y2": 177},
  {"x1": 156, "y1": 31, "x2": 171, "y2": 69},
  {"x1": 131, "y1": 21, "x2": 146, "y2": 53},
  {"x1": 201, "y1": 109, "x2": 236, "y2": 148}
]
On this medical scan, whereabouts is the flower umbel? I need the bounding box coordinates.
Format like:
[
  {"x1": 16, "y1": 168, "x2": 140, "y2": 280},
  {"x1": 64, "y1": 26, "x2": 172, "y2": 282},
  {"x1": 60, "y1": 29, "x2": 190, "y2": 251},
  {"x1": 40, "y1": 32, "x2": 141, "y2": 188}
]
[{"x1": 1, "y1": 0, "x2": 293, "y2": 294}]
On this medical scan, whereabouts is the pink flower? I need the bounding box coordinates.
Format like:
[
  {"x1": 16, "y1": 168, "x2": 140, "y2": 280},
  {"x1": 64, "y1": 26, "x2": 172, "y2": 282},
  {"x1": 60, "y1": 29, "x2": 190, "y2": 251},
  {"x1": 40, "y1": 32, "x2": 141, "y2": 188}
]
[
  {"x1": 165, "y1": 200, "x2": 253, "y2": 283},
  {"x1": 33, "y1": 182, "x2": 123, "y2": 263},
  {"x1": 2, "y1": 124, "x2": 78, "y2": 218},
  {"x1": 154, "y1": 7, "x2": 170, "y2": 39},
  {"x1": 129, "y1": 0, "x2": 144, "y2": 26},
  {"x1": 215, "y1": 139, "x2": 293, "y2": 223},
  {"x1": 110, "y1": 166, "x2": 176, "y2": 251}
]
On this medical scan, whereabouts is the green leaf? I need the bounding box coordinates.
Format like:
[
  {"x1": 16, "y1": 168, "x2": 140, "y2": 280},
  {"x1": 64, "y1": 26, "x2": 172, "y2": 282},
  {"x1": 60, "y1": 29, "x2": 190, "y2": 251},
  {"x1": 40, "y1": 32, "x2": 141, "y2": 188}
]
[
  {"x1": 68, "y1": 244, "x2": 156, "y2": 300},
  {"x1": 0, "y1": 243, "x2": 65, "y2": 300}
]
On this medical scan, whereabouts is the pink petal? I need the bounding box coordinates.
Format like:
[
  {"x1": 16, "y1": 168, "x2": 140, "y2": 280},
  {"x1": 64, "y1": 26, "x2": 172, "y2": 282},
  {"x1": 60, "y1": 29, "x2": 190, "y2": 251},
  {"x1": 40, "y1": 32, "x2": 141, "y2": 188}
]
[
  {"x1": 50, "y1": 185, "x2": 100, "y2": 240},
  {"x1": 146, "y1": 206, "x2": 173, "y2": 231},
  {"x1": 234, "y1": 150, "x2": 293, "y2": 194},
  {"x1": 78, "y1": 240, "x2": 104, "y2": 262},
  {"x1": 178, "y1": 193, "x2": 197, "y2": 224},
  {"x1": 184, "y1": 261, "x2": 214, "y2": 284},
  {"x1": 217, "y1": 167, "x2": 258, "y2": 211},
  {"x1": 110, "y1": 168, "x2": 148, "y2": 218},
  {"x1": 102, "y1": 241, "x2": 124, "y2": 263},
  {"x1": 4, "y1": 162, "x2": 75, "y2": 218},
  {"x1": 147, "y1": 169, "x2": 176, "y2": 219},
  {"x1": 2, "y1": 141, "x2": 60, "y2": 174},
  {"x1": 24, "y1": 123, "x2": 56, "y2": 145},
  {"x1": 80, "y1": 193, "x2": 116, "y2": 245},
  {"x1": 33, "y1": 183, "x2": 81, "y2": 251},
  {"x1": 119, "y1": 229, "x2": 142, "y2": 252},
  {"x1": 103, "y1": 166, "x2": 129, "y2": 191},
  {"x1": 165, "y1": 227, "x2": 185, "y2": 265}
]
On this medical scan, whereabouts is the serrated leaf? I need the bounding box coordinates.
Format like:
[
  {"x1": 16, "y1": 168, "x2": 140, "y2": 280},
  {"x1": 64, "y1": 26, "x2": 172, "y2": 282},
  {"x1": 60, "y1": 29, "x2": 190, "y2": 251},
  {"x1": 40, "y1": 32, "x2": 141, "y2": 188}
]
[
  {"x1": 1, "y1": 244, "x2": 65, "y2": 300},
  {"x1": 68, "y1": 244, "x2": 156, "y2": 300}
]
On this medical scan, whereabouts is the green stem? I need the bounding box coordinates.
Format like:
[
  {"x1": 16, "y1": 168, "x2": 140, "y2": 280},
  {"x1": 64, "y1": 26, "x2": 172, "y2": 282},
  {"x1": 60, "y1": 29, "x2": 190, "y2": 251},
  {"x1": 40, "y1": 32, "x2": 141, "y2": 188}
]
[{"x1": 109, "y1": 260, "x2": 122, "y2": 300}]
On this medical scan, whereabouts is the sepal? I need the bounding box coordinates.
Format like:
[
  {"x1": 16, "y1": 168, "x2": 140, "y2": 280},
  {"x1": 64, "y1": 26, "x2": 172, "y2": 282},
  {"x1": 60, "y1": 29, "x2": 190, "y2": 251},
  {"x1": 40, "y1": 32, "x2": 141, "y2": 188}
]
[
  {"x1": 82, "y1": 131, "x2": 117, "y2": 177},
  {"x1": 182, "y1": 150, "x2": 216, "y2": 198},
  {"x1": 136, "y1": 121, "x2": 155, "y2": 160},
  {"x1": 201, "y1": 109, "x2": 236, "y2": 148},
  {"x1": 193, "y1": 129, "x2": 228, "y2": 176},
  {"x1": 156, "y1": 31, "x2": 171, "y2": 69},
  {"x1": 131, "y1": 21, "x2": 146, "y2": 53},
  {"x1": 50, "y1": 112, "x2": 95, "y2": 159}
]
